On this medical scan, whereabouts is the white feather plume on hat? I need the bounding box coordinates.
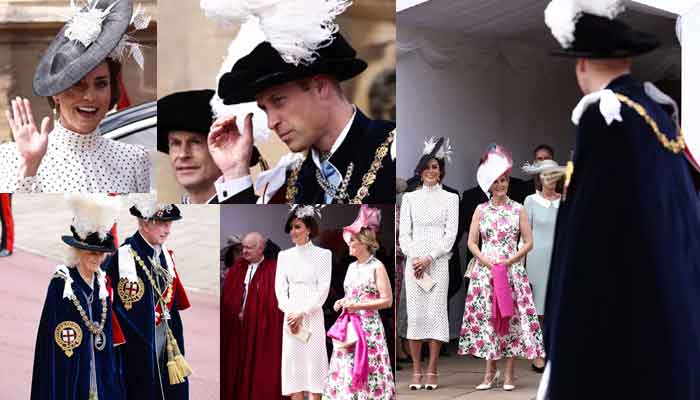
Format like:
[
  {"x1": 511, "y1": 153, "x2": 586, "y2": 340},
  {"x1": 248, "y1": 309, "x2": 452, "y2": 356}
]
[
  {"x1": 200, "y1": 0, "x2": 352, "y2": 66},
  {"x1": 209, "y1": 20, "x2": 270, "y2": 144},
  {"x1": 64, "y1": 193, "x2": 121, "y2": 240},
  {"x1": 422, "y1": 136, "x2": 453, "y2": 163},
  {"x1": 545, "y1": 0, "x2": 626, "y2": 48},
  {"x1": 126, "y1": 192, "x2": 165, "y2": 219}
]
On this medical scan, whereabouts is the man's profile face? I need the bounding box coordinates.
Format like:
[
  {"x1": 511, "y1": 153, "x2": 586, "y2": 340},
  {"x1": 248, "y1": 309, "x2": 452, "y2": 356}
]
[
  {"x1": 241, "y1": 234, "x2": 264, "y2": 263},
  {"x1": 256, "y1": 79, "x2": 327, "y2": 152},
  {"x1": 168, "y1": 131, "x2": 221, "y2": 192},
  {"x1": 141, "y1": 220, "x2": 173, "y2": 246}
]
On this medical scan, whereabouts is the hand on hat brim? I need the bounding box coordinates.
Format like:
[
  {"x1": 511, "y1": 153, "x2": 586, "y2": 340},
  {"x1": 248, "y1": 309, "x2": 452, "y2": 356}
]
[{"x1": 208, "y1": 113, "x2": 254, "y2": 181}]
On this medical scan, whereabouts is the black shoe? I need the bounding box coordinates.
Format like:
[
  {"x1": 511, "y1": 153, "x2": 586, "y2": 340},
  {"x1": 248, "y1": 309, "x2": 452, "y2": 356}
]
[
  {"x1": 0, "y1": 250, "x2": 11, "y2": 257},
  {"x1": 397, "y1": 356, "x2": 411, "y2": 363},
  {"x1": 531, "y1": 363, "x2": 545, "y2": 374}
]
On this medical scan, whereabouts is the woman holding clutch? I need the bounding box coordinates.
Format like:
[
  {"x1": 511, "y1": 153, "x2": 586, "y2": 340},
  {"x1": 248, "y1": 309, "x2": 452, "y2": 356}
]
[
  {"x1": 275, "y1": 205, "x2": 332, "y2": 399},
  {"x1": 399, "y1": 137, "x2": 458, "y2": 390},
  {"x1": 325, "y1": 205, "x2": 395, "y2": 399},
  {"x1": 457, "y1": 144, "x2": 544, "y2": 391}
]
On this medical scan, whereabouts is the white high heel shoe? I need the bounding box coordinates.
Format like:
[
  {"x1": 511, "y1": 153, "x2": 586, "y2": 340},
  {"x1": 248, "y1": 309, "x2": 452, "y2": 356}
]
[
  {"x1": 475, "y1": 370, "x2": 501, "y2": 390},
  {"x1": 503, "y1": 380, "x2": 516, "y2": 391},
  {"x1": 408, "y1": 373, "x2": 423, "y2": 390}
]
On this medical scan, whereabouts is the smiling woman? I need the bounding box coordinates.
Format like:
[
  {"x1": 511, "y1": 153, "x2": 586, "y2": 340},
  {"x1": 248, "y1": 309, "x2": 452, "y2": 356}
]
[{"x1": 0, "y1": 0, "x2": 151, "y2": 193}]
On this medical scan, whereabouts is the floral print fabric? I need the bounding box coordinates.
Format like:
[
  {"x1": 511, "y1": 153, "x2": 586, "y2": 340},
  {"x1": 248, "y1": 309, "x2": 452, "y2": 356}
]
[
  {"x1": 324, "y1": 258, "x2": 395, "y2": 400},
  {"x1": 458, "y1": 198, "x2": 545, "y2": 360}
]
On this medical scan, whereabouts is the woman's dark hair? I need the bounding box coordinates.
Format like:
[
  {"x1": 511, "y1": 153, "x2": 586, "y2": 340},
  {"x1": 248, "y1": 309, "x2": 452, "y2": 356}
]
[
  {"x1": 47, "y1": 58, "x2": 122, "y2": 110},
  {"x1": 416, "y1": 155, "x2": 446, "y2": 181},
  {"x1": 284, "y1": 214, "x2": 320, "y2": 239}
]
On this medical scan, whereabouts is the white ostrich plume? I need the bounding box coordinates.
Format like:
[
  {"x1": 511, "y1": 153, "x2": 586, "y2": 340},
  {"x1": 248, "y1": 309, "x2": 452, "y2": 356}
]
[
  {"x1": 64, "y1": 193, "x2": 121, "y2": 240},
  {"x1": 545, "y1": 0, "x2": 626, "y2": 48},
  {"x1": 200, "y1": 0, "x2": 353, "y2": 66}
]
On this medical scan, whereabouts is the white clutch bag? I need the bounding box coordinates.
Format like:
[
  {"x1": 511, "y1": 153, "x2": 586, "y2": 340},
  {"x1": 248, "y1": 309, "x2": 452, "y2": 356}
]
[
  {"x1": 289, "y1": 316, "x2": 311, "y2": 343},
  {"x1": 415, "y1": 271, "x2": 436, "y2": 292},
  {"x1": 292, "y1": 325, "x2": 311, "y2": 343},
  {"x1": 332, "y1": 321, "x2": 358, "y2": 349}
]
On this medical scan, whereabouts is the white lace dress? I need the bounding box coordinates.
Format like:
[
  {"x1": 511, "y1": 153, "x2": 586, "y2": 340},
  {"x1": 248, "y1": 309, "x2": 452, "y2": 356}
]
[
  {"x1": 399, "y1": 184, "x2": 459, "y2": 342},
  {"x1": 275, "y1": 241, "x2": 332, "y2": 395},
  {"x1": 0, "y1": 122, "x2": 150, "y2": 193}
]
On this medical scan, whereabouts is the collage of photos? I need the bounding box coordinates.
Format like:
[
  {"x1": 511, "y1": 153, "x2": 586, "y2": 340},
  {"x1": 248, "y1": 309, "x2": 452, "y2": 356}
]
[{"x1": 0, "y1": 0, "x2": 698, "y2": 400}]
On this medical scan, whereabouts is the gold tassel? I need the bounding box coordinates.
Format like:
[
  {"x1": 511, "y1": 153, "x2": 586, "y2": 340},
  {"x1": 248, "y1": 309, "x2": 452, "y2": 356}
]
[
  {"x1": 169, "y1": 330, "x2": 193, "y2": 378},
  {"x1": 166, "y1": 334, "x2": 185, "y2": 384}
]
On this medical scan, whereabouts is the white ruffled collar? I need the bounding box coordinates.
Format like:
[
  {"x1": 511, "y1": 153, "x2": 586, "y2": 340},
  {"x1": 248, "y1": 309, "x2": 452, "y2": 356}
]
[
  {"x1": 532, "y1": 191, "x2": 561, "y2": 209},
  {"x1": 420, "y1": 183, "x2": 442, "y2": 193}
]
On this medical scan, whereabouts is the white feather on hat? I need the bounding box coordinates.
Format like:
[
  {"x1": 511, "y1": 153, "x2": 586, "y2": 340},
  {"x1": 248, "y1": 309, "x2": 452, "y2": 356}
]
[
  {"x1": 126, "y1": 192, "x2": 171, "y2": 220},
  {"x1": 64, "y1": 193, "x2": 121, "y2": 240},
  {"x1": 209, "y1": 19, "x2": 270, "y2": 144},
  {"x1": 200, "y1": 0, "x2": 352, "y2": 66},
  {"x1": 422, "y1": 136, "x2": 453, "y2": 163},
  {"x1": 545, "y1": 0, "x2": 626, "y2": 48}
]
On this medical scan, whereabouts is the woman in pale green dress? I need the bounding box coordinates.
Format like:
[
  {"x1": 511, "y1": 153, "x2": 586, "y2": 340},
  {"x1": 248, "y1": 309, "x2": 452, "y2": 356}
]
[{"x1": 522, "y1": 159, "x2": 565, "y2": 371}]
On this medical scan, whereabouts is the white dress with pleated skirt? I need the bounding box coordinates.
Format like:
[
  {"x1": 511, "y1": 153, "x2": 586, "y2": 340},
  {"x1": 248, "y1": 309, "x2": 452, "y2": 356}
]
[
  {"x1": 275, "y1": 241, "x2": 332, "y2": 395},
  {"x1": 399, "y1": 184, "x2": 459, "y2": 343}
]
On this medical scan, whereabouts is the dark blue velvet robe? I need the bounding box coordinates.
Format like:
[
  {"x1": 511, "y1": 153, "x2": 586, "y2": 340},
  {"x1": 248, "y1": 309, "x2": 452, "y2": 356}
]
[
  {"x1": 108, "y1": 232, "x2": 190, "y2": 400},
  {"x1": 31, "y1": 267, "x2": 123, "y2": 400},
  {"x1": 544, "y1": 75, "x2": 700, "y2": 399}
]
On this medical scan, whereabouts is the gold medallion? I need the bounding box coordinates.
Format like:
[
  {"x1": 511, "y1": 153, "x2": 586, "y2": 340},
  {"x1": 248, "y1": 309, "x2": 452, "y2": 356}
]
[
  {"x1": 54, "y1": 321, "x2": 83, "y2": 358},
  {"x1": 118, "y1": 277, "x2": 145, "y2": 310}
]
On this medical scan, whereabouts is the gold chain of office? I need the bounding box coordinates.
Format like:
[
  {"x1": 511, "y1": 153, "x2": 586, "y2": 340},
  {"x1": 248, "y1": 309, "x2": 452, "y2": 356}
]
[
  {"x1": 129, "y1": 248, "x2": 173, "y2": 306},
  {"x1": 615, "y1": 93, "x2": 686, "y2": 154},
  {"x1": 285, "y1": 129, "x2": 395, "y2": 204}
]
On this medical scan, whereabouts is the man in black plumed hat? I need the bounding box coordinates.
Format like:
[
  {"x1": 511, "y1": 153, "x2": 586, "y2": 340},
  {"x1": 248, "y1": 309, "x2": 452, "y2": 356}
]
[
  {"x1": 206, "y1": 32, "x2": 396, "y2": 204},
  {"x1": 107, "y1": 198, "x2": 191, "y2": 400},
  {"x1": 158, "y1": 90, "x2": 265, "y2": 204},
  {"x1": 539, "y1": 1, "x2": 700, "y2": 399}
]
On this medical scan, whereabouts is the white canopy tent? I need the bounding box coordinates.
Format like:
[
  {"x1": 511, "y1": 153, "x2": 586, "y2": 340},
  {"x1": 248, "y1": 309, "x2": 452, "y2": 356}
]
[{"x1": 397, "y1": 0, "x2": 696, "y2": 191}]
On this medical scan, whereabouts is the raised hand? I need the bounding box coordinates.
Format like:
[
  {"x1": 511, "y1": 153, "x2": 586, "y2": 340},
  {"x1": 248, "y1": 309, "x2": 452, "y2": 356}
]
[
  {"x1": 207, "y1": 113, "x2": 254, "y2": 181},
  {"x1": 6, "y1": 97, "x2": 52, "y2": 177}
]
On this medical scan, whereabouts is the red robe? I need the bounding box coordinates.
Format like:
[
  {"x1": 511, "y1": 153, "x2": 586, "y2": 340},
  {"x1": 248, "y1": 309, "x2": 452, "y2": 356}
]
[{"x1": 222, "y1": 257, "x2": 284, "y2": 400}]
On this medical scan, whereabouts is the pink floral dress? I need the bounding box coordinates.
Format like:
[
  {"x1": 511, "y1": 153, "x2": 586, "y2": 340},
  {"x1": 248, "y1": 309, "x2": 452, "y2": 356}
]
[
  {"x1": 457, "y1": 198, "x2": 545, "y2": 360},
  {"x1": 324, "y1": 257, "x2": 395, "y2": 400}
]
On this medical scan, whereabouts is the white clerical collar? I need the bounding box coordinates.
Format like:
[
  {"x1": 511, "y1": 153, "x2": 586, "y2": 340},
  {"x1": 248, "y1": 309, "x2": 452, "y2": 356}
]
[
  {"x1": 250, "y1": 256, "x2": 264, "y2": 267},
  {"x1": 311, "y1": 106, "x2": 357, "y2": 170}
]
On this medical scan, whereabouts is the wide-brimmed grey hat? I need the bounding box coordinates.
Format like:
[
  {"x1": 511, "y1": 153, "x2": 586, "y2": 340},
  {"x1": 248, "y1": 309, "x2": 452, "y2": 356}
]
[{"x1": 33, "y1": 0, "x2": 133, "y2": 97}]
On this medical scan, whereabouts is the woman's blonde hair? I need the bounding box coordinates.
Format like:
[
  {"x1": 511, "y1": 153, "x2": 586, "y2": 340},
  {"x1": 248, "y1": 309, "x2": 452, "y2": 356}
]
[
  {"x1": 64, "y1": 246, "x2": 80, "y2": 266},
  {"x1": 355, "y1": 227, "x2": 380, "y2": 254}
]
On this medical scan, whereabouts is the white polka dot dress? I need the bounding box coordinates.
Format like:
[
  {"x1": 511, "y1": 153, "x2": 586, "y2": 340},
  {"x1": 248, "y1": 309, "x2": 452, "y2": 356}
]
[
  {"x1": 275, "y1": 241, "x2": 332, "y2": 395},
  {"x1": 0, "y1": 122, "x2": 150, "y2": 193},
  {"x1": 399, "y1": 184, "x2": 459, "y2": 342}
]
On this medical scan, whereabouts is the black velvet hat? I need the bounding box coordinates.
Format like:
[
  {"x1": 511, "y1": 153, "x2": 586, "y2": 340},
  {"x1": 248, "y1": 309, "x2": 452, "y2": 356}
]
[
  {"x1": 157, "y1": 89, "x2": 215, "y2": 153},
  {"x1": 550, "y1": 13, "x2": 659, "y2": 59},
  {"x1": 218, "y1": 32, "x2": 367, "y2": 104},
  {"x1": 129, "y1": 204, "x2": 182, "y2": 221},
  {"x1": 62, "y1": 226, "x2": 116, "y2": 253},
  {"x1": 33, "y1": 0, "x2": 133, "y2": 96},
  {"x1": 157, "y1": 89, "x2": 263, "y2": 165}
]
